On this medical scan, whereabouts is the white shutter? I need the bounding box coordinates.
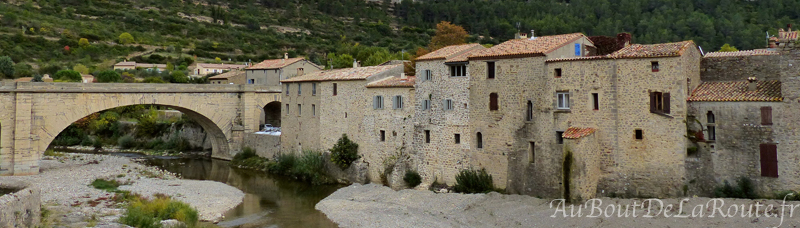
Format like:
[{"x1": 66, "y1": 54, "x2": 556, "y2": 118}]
[{"x1": 373, "y1": 96, "x2": 378, "y2": 109}]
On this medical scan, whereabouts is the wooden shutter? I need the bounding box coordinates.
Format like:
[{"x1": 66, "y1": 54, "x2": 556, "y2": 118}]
[
  {"x1": 649, "y1": 92, "x2": 655, "y2": 113},
  {"x1": 373, "y1": 96, "x2": 378, "y2": 109},
  {"x1": 489, "y1": 93, "x2": 498, "y2": 110},
  {"x1": 663, "y1": 93, "x2": 670, "y2": 114},
  {"x1": 761, "y1": 106, "x2": 773, "y2": 125},
  {"x1": 760, "y1": 144, "x2": 778, "y2": 177}
]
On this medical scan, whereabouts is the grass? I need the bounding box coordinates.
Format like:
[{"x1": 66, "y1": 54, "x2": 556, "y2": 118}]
[
  {"x1": 43, "y1": 149, "x2": 65, "y2": 157},
  {"x1": 453, "y1": 168, "x2": 495, "y2": 194},
  {"x1": 90, "y1": 178, "x2": 122, "y2": 192},
  {"x1": 120, "y1": 194, "x2": 199, "y2": 228}
]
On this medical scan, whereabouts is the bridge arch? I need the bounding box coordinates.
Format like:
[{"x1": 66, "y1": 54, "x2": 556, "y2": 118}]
[{"x1": 262, "y1": 101, "x2": 281, "y2": 128}]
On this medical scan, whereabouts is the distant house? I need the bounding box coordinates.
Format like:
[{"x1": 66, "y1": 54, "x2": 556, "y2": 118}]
[
  {"x1": 81, "y1": 74, "x2": 95, "y2": 83},
  {"x1": 113, "y1": 61, "x2": 167, "y2": 72},
  {"x1": 193, "y1": 63, "x2": 248, "y2": 76},
  {"x1": 209, "y1": 70, "x2": 246, "y2": 84},
  {"x1": 245, "y1": 54, "x2": 323, "y2": 87}
]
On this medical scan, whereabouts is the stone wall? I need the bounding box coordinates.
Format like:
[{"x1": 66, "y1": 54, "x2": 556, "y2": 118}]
[
  {"x1": 363, "y1": 86, "x2": 415, "y2": 185},
  {"x1": 280, "y1": 81, "x2": 322, "y2": 153},
  {"x1": 0, "y1": 179, "x2": 40, "y2": 228},
  {"x1": 242, "y1": 133, "x2": 281, "y2": 158},
  {"x1": 701, "y1": 55, "x2": 783, "y2": 81},
  {"x1": 565, "y1": 134, "x2": 600, "y2": 201}
]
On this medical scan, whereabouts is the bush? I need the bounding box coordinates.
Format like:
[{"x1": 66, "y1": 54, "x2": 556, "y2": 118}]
[
  {"x1": 120, "y1": 195, "x2": 199, "y2": 228},
  {"x1": 53, "y1": 70, "x2": 82, "y2": 82},
  {"x1": 118, "y1": 135, "x2": 136, "y2": 149},
  {"x1": 453, "y1": 168, "x2": 495, "y2": 194},
  {"x1": 96, "y1": 70, "x2": 121, "y2": 83},
  {"x1": 714, "y1": 176, "x2": 758, "y2": 199},
  {"x1": 404, "y1": 170, "x2": 422, "y2": 188},
  {"x1": 264, "y1": 151, "x2": 332, "y2": 185},
  {"x1": 774, "y1": 190, "x2": 800, "y2": 201},
  {"x1": 232, "y1": 147, "x2": 257, "y2": 162},
  {"x1": 91, "y1": 179, "x2": 121, "y2": 192},
  {"x1": 143, "y1": 76, "x2": 165, "y2": 83},
  {"x1": 330, "y1": 134, "x2": 359, "y2": 169}
]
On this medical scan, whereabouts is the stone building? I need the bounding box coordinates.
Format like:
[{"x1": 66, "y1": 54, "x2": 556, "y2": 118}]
[
  {"x1": 412, "y1": 43, "x2": 485, "y2": 185},
  {"x1": 209, "y1": 70, "x2": 246, "y2": 84},
  {"x1": 193, "y1": 63, "x2": 247, "y2": 76},
  {"x1": 279, "y1": 63, "x2": 407, "y2": 183},
  {"x1": 246, "y1": 54, "x2": 323, "y2": 88}
]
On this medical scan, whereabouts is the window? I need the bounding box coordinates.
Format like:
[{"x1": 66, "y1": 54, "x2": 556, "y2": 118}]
[
  {"x1": 557, "y1": 92, "x2": 570, "y2": 110},
  {"x1": 380, "y1": 130, "x2": 386, "y2": 142},
  {"x1": 444, "y1": 99, "x2": 454, "y2": 110},
  {"x1": 487, "y1": 62, "x2": 496, "y2": 79},
  {"x1": 555, "y1": 68, "x2": 562, "y2": 78},
  {"x1": 526, "y1": 100, "x2": 533, "y2": 121},
  {"x1": 312, "y1": 104, "x2": 316, "y2": 116},
  {"x1": 333, "y1": 83, "x2": 338, "y2": 96},
  {"x1": 298, "y1": 84, "x2": 302, "y2": 95},
  {"x1": 285, "y1": 104, "x2": 289, "y2": 115},
  {"x1": 373, "y1": 96, "x2": 384, "y2": 109},
  {"x1": 574, "y1": 43, "x2": 581, "y2": 56},
  {"x1": 649, "y1": 92, "x2": 670, "y2": 114},
  {"x1": 592, "y1": 93, "x2": 599, "y2": 110},
  {"x1": 529, "y1": 142, "x2": 535, "y2": 163},
  {"x1": 394, "y1": 95, "x2": 403, "y2": 109},
  {"x1": 422, "y1": 99, "x2": 431, "y2": 110},
  {"x1": 760, "y1": 144, "x2": 778, "y2": 177},
  {"x1": 285, "y1": 84, "x2": 290, "y2": 95},
  {"x1": 422, "y1": 70, "x2": 432, "y2": 81},
  {"x1": 489, "y1": 93, "x2": 499, "y2": 111},
  {"x1": 425, "y1": 130, "x2": 431, "y2": 143},
  {"x1": 248, "y1": 79, "x2": 255, "y2": 84},
  {"x1": 556, "y1": 131, "x2": 564, "y2": 144},
  {"x1": 297, "y1": 104, "x2": 302, "y2": 116},
  {"x1": 454, "y1": 134, "x2": 461, "y2": 144},
  {"x1": 707, "y1": 126, "x2": 716, "y2": 141},
  {"x1": 651, "y1": 61, "x2": 660, "y2": 72},
  {"x1": 298, "y1": 68, "x2": 304, "y2": 75},
  {"x1": 761, "y1": 106, "x2": 772, "y2": 125},
  {"x1": 635, "y1": 129, "x2": 643, "y2": 140},
  {"x1": 450, "y1": 65, "x2": 467, "y2": 77},
  {"x1": 707, "y1": 111, "x2": 715, "y2": 123},
  {"x1": 476, "y1": 132, "x2": 483, "y2": 149},
  {"x1": 312, "y1": 83, "x2": 317, "y2": 95}
]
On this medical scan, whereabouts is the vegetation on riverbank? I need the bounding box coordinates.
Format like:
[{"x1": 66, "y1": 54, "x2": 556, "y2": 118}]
[
  {"x1": 89, "y1": 178, "x2": 200, "y2": 228},
  {"x1": 231, "y1": 148, "x2": 334, "y2": 185}
]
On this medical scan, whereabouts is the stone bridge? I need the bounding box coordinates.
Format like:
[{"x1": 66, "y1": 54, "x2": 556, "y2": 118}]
[{"x1": 0, "y1": 82, "x2": 281, "y2": 176}]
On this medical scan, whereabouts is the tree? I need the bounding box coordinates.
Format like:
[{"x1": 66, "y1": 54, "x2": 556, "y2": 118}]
[
  {"x1": 0, "y1": 56, "x2": 15, "y2": 79},
  {"x1": 54, "y1": 70, "x2": 82, "y2": 82},
  {"x1": 166, "y1": 62, "x2": 174, "y2": 71},
  {"x1": 32, "y1": 74, "x2": 43, "y2": 82},
  {"x1": 719, "y1": 43, "x2": 738, "y2": 52},
  {"x1": 119, "y1": 32, "x2": 134, "y2": 45},
  {"x1": 96, "y1": 70, "x2": 121, "y2": 83},
  {"x1": 73, "y1": 64, "x2": 90, "y2": 74},
  {"x1": 429, "y1": 21, "x2": 468, "y2": 50},
  {"x1": 171, "y1": 71, "x2": 188, "y2": 83},
  {"x1": 78, "y1": 38, "x2": 90, "y2": 47},
  {"x1": 330, "y1": 134, "x2": 359, "y2": 169},
  {"x1": 214, "y1": 57, "x2": 222, "y2": 63}
]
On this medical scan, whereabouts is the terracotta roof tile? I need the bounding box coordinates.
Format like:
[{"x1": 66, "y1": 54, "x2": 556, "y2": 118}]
[
  {"x1": 468, "y1": 33, "x2": 587, "y2": 60},
  {"x1": 416, "y1": 43, "x2": 483, "y2": 61},
  {"x1": 281, "y1": 65, "x2": 401, "y2": 83},
  {"x1": 779, "y1": 29, "x2": 798, "y2": 41},
  {"x1": 197, "y1": 63, "x2": 247, "y2": 69},
  {"x1": 688, "y1": 80, "x2": 783, "y2": 102},
  {"x1": 366, "y1": 76, "x2": 416, "y2": 88},
  {"x1": 135, "y1": 63, "x2": 167, "y2": 68},
  {"x1": 445, "y1": 48, "x2": 485, "y2": 63},
  {"x1": 563, "y1": 127, "x2": 596, "y2": 139},
  {"x1": 704, "y1": 49, "x2": 780, "y2": 58},
  {"x1": 609, "y1": 41, "x2": 694, "y2": 59},
  {"x1": 545, "y1": 55, "x2": 610, "y2": 63},
  {"x1": 248, "y1": 58, "x2": 309, "y2": 70},
  {"x1": 114, "y1": 61, "x2": 137, "y2": 66},
  {"x1": 208, "y1": 70, "x2": 244, "y2": 80}
]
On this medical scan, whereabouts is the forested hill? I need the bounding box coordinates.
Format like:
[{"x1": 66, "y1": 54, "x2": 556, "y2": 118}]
[{"x1": 0, "y1": 0, "x2": 797, "y2": 78}]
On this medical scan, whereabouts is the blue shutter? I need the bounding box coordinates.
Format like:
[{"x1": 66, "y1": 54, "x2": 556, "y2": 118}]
[{"x1": 574, "y1": 43, "x2": 581, "y2": 56}]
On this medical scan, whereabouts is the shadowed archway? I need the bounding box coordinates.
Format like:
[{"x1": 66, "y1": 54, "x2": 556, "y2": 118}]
[{"x1": 261, "y1": 101, "x2": 281, "y2": 128}]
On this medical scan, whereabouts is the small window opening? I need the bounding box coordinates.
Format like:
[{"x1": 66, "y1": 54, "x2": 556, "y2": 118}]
[
  {"x1": 425, "y1": 130, "x2": 431, "y2": 143},
  {"x1": 487, "y1": 62, "x2": 496, "y2": 79},
  {"x1": 707, "y1": 111, "x2": 715, "y2": 123},
  {"x1": 333, "y1": 83, "x2": 338, "y2": 96},
  {"x1": 489, "y1": 93, "x2": 499, "y2": 111},
  {"x1": 380, "y1": 130, "x2": 386, "y2": 142},
  {"x1": 555, "y1": 68, "x2": 562, "y2": 78},
  {"x1": 556, "y1": 131, "x2": 564, "y2": 144},
  {"x1": 526, "y1": 100, "x2": 533, "y2": 121},
  {"x1": 651, "y1": 61, "x2": 660, "y2": 72},
  {"x1": 454, "y1": 134, "x2": 461, "y2": 144},
  {"x1": 476, "y1": 132, "x2": 483, "y2": 148},
  {"x1": 592, "y1": 93, "x2": 599, "y2": 110},
  {"x1": 529, "y1": 142, "x2": 535, "y2": 163},
  {"x1": 635, "y1": 129, "x2": 643, "y2": 140}
]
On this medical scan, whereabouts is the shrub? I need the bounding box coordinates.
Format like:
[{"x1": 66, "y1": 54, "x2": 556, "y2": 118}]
[
  {"x1": 91, "y1": 179, "x2": 121, "y2": 192},
  {"x1": 118, "y1": 135, "x2": 136, "y2": 149},
  {"x1": 292, "y1": 150, "x2": 330, "y2": 185},
  {"x1": 143, "y1": 76, "x2": 165, "y2": 83},
  {"x1": 774, "y1": 190, "x2": 800, "y2": 201},
  {"x1": 96, "y1": 70, "x2": 121, "y2": 83},
  {"x1": 453, "y1": 168, "x2": 495, "y2": 194},
  {"x1": 120, "y1": 195, "x2": 199, "y2": 228},
  {"x1": 53, "y1": 70, "x2": 82, "y2": 82},
  {"x1": 268, "y1": 153, "x2": 297, "y2": 174},
  {"x1": 233, "y1": 147, "x2": 257, "y2": 161},
  {"x1": 714, "y1": 176, "x2": 758, "y2": 199},
  {"x1": 404, "y1": 170, "x2": 422, "y2": 188},
  {"x1": 330, "y1": 134, "x2": 359, "y2": 169}
]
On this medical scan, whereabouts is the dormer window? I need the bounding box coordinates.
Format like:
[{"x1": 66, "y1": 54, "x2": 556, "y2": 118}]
[{"x1": 651, "y1": 61, "x2": 660, "y2": 72}]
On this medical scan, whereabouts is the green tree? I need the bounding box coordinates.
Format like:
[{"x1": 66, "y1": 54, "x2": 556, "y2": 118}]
[
  {"x1": 118, "y1": 32, "x2": 134, "y2": 45},
  {"x1": 0, "y1": 56, "x2": 15, "y2": 78},
  {"x1": 171, "y1": 71, "x2": 188, "y2": 83},
  {"x1": 54, "y1": 70, "x2": 82, "y2": 82},
  {"x1": 78, "y1": 38, "x2": 90, "y2": 47},
  {"x1": 143, "y1": 77, "x2": 166, "y2": 83},
  {"x1": 96, "y1": 70, "x2": 121, "y2": 83},
  {"x1": 73, "y1": 64, "x2": 89, "y2": 74},
  {"x1": 719, "y1": 43, "x2": 739, "y2": 52},
  {"x1": 166, "y1": 62, "x2": 174, "y2": 71},
  {"x1": 214, "y1": 57, "x2": 222, "y2": 63},
  {"x1": 32, "y1": 74, "x2": 43, "y2": 82},
  {"x1": 330, "y1": 134, "x2": 359, "y2": 169}
]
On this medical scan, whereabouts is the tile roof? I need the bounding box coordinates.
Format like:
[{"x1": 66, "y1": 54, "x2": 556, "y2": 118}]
[
  {"x1": 545, "y1": 55, "x2": 610, "y2": 63},
  {"x1": 416, "y1": 43, "x2": 483, "y2": 61},
  {"x1": 208, "y1": 70, "x2": 244, "y2": 80},
  {"x1": 135, "y1": 63, "x2": 167, "y2": 68},
  {"x1": 281, "y1": 65, "x2": 401, "y2": 83},
  {"x1": 688, "y1": 80, "x2": 783, "y2": 102},
  {"x1": 778, "y1": 29, "x2": 798, "y2": 41},
  {"x1": 445, "y1": 48, "x2": 485, "y2": 63},
  {"x1": 704, "y1": 49, "x2": 780, "y2": 58},
  {"x1": 366, "y1": 76, "x2": 416, "y2": 88},
  {"x1": 468, "y1": 33, "x2": 587, "y2": 60},
  {"x1": 114, "y1": 61, "x2": 137, "y2": 66},
  {"x1": 609, "y1": 41, "x2": 695, "y2": 59},
  {"x1": 197, "y1": 63, "x2": 247, "y2": 69},
  {"x1": 247, "y1": 58, "x2": 307, "y2": 70},
  {"x1": 562, "y1": 127, "x2": 596, "y2": 139}
]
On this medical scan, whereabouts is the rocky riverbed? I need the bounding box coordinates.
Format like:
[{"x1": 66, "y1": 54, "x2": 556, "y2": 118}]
[
  {"x1": 317, "y1": 184, "x2": 800, "y2": 228},
  {"x1": 0, "y1": 153, "x2": 244, "y2": 227}
]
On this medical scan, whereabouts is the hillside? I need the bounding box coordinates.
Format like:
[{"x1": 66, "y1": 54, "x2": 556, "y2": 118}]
[{"x1": 0, "y1": 0, "x2": 797, "y2": 78}]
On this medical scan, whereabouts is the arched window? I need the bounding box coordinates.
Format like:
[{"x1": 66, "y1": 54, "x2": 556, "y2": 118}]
[
  {"x1": 707, "y1": 111, "x2": 715, "y2": 123},
  {"x1": 526, "y1": 100, "x2": 533, "y2": 121},
  {"x1": 476, "y1": 132, "x2": 483, "y2": 149},
  {"x1": 489, "y1": 93, "x2": 499, "y2": 111}
]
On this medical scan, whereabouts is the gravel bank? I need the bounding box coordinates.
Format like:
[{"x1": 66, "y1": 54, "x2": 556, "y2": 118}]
[
  {"x1": 317, "y1": 184, "x2": 800, "y2": 228},
  {"x1": 0, "y1": 153, "x2": 244, "y2": 227}
]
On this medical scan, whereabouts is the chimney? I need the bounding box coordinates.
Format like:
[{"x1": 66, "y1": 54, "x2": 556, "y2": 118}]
[
  {"x1": 353, "y1": 59, "x2": 358, "y2": 68},
  {"x1": 529, "y1": 30, "x2": 536, "y2": 40},
  {"x1": 284, "y1": 53, "x2": 288, "y2": 60},
  {"x1": 400, "y1": 72, "x2": 407, "y2": 80},
  {"x1": 747, "y1": 77, "x2": 758, "y2": 91}
]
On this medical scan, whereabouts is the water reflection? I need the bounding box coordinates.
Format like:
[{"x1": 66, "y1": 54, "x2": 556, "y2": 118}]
[{"x1": 145, "y1": 158, "x2": 342, "y2": 228}]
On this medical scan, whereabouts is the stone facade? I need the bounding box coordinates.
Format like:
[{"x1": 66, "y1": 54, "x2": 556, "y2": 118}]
[
  {"x1": 242, "y1": 133, "x2": 281, "y2": 159},
  {"x1": 246, "y1": 58, "x2": 323, "y2": 86},
  {"x1": 701, "y1": 55, "x2": 783, "y2": 81},
  {"x1": 0, "y1": 179, "x2": 40, "y2": 228},
  {"x1": 0, "y1": 82, "x2": 280, "y2": 176}
]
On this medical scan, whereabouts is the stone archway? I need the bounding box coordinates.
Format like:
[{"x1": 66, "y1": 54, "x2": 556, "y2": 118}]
[{"x1": 261, "y1": 101, "x2": 281, "y2": 128}]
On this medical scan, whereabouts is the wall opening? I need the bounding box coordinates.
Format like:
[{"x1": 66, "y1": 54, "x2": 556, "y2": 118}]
[
  {"x1": 529, "y1": 142, "x2": 535, "y2": 163},
  {"x1": 262, "y1": 101, "x2": 281, "y2": 128},
  {"x1": 424, "y1": 130, "x2": 431, "y2": 143},
  {"x1": 476, "y1": 132, "x2": 483, "y2": 148}
]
